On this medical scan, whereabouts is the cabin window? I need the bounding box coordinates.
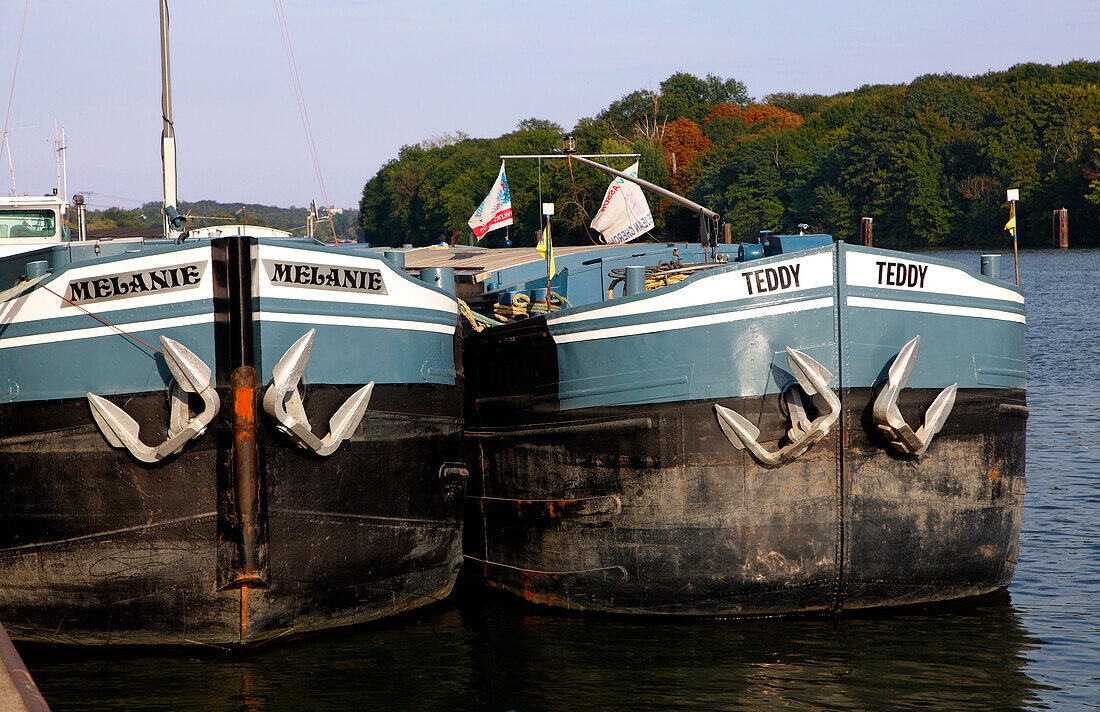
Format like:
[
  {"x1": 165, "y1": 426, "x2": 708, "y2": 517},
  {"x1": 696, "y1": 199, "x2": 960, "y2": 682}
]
[{"x1": 0, "y1": 210, "x2": 57, "y2": 238}]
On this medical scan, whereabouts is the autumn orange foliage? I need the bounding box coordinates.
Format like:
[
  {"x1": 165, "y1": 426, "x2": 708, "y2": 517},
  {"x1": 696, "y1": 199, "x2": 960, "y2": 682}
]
[
  {"x1": 703, "y1": 103, "x2": 805, "y2": 131},
  {"x1": 662, "y1": 117, "x2": 711, "y2": 191}
]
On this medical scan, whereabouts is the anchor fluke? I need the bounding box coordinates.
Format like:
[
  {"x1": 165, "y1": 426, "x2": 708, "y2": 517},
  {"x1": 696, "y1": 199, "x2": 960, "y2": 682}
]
[
  {"x1": 262, "y1": 329, "x2": 373, "y2": 457},
  {"x1": 714, "y1": 404, "x2": 760, "y2": 450},
  {"x1": 714, "y1": 347, "x2": 840, "y2": 467},
  {"x1": 88, "y1": 336, "x2": 220, "y2": 463},
  {"x1": 871, "y1": 335, "x2": 957, "y2": 456}
]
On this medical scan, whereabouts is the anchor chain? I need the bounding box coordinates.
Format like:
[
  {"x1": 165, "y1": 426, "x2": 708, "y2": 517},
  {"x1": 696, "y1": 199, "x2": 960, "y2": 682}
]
[
  {"x1": 261, "y1": 329, "x2": 373, "y2": 457},
  {"x1": 87, "y1": 336, "x2": 220, "y2": 463},
  {"x1": 871, "y1": 335, "x2": 957, "y2": 456},
  {"x1": 714, "y1": 347, "x2": 840, "y2": 467}
]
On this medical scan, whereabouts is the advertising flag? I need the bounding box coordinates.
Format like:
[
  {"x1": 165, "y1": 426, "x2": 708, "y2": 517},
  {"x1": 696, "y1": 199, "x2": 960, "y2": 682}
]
[
  {"x1": 468, "y1": 162, "x2": 513, "y2": 239},
  {"x1": 590, "y1": 162, "x2": 655, "y2": 244}
]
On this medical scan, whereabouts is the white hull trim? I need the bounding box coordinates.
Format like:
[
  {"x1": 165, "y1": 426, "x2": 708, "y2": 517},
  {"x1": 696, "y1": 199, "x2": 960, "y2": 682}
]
[{"x1": 552, "y1": 297, "x2": 836, "y2": 345}]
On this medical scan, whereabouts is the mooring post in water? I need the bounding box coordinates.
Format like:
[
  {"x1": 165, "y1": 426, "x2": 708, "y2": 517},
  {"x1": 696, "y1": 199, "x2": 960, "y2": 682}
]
[
  {"x1": 1053, "y1": 208, "x2": 1069, "y2": 248},
  {"x1": 860, "y1": 217, "x2": 873, "y2": 247}
]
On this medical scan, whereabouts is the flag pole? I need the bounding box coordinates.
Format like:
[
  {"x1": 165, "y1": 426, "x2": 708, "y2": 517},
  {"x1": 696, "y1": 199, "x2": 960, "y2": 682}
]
[
  {"x1": 1013, "y1": 219, "x2": 1019, "y2": 286},
  {"x1": 541, "y1": 203, "x2": 554, "y2": 310},
  {"x1": 1006, "y1": 188, "x2": 1019, "y2": 286},
  {"x1": 545, "y1": 219, "x2": 552, "y2": 309}
]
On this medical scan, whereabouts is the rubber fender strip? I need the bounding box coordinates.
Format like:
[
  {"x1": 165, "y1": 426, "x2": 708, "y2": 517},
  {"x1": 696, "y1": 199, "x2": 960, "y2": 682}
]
[
  {"x1": 998, "y1": 403, "x2": 1029, "y2": 419},
  {"x1": 476, "y1": 494, "x2": 621, "y2": 520}
]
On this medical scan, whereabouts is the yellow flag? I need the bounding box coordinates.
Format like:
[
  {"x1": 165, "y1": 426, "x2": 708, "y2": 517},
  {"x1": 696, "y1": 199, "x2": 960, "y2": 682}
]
[
  {"x1": 536, "y1": 221, "x2": 555, "y2": 276},
  {"x1": 1004, "y1": 205, "x2": 1016, "y2": 235}
]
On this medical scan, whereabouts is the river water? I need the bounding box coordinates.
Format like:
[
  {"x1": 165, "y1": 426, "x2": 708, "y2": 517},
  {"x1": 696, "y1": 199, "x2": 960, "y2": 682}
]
[{"x1": 19, "y1": 249, "x2": 1100, "y2": 711}]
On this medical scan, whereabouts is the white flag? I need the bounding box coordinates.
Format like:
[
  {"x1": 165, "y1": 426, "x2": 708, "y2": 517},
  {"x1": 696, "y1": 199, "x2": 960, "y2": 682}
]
[
  {"x1": 590, "y1": 162, "x2": 654, "y2": 244},
  {"x1": 468, "y1": 162, "x2": 513, "y2": 240}
]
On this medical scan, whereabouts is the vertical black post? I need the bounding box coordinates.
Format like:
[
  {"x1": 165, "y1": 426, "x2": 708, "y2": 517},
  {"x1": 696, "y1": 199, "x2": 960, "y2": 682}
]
[
  {"x1": 698, "y1": 213, "x2": 708, "y2": 262},
  {"x1": 214, "y1": 235, "x2": 268, "y2": 597}
]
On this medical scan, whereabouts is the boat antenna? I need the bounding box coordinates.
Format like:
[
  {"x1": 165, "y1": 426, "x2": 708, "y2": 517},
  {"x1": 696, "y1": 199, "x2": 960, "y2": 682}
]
[
  {"x1": 48, "y1": 118, "x2": 67, "y2": 201},
  {"x1": 2, "y1": 0, "x2": 30, "y2": 195}
]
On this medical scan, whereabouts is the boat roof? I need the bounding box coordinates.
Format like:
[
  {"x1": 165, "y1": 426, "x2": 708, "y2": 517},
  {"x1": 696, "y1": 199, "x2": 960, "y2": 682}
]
[
  {"x1": 400, "y1": 244, "x2": 655, "y2": 283},
  {"x1": 0, "y1": 195, "x2": 68, "y2": 211}
]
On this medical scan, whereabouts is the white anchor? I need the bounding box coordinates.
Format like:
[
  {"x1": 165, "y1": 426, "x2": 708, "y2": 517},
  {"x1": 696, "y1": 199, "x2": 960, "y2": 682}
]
[
  {"x1": 87, "y1": 336, "x2": 220, "y2": 463},
  {"x1": 262, "y1": 329, "x2": 373, "y2": 457},
  {"x1": 714, "y1": 347, "x2": 841, "y2": 467},
  {"x1": 871, "y1": 335, "x2": 957, "y2": 456}
]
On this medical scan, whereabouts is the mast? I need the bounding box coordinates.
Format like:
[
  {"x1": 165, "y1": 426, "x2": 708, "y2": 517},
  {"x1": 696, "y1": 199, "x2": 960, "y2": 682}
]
[
  {"x1": 160, "y1": 0, "x2": 178, "y2": 238},
  {"x1": 563, "y1": 151, "x2": 720, "y2": 257},
  {"x1": 563, "y1": 153, "x2": 719, "y2": 221}
]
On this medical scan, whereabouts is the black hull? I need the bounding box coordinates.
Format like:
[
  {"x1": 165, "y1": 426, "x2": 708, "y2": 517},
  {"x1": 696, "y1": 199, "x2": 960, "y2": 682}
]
[
  {"x1": 466, "y1": 388, "x2": 1025, "y2": 615},
  {"x1": 0, "y1": 384, "x2": 466, "y2": 645}
]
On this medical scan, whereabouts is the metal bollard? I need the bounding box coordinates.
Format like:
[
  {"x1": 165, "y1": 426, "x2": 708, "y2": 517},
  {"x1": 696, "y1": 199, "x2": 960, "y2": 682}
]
[
  {"x1": 24, "y1": 261, "x2": 50, "y2": 280},
  {"x1": 625, "y1": 266, "x2": 645, "y2": 295},
  {"x1": 384, "y1": 251, "x2": 405, "y2": 270},
  {"x1": 980, "y1": 254, "x2": 1002, "y2": 280},
  {"x1": 419, "y1": 267, "x2": 455, "y2": 295}
]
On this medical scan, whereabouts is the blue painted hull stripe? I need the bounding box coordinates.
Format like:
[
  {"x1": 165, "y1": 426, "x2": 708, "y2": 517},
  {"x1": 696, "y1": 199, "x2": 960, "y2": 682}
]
[
  {"x1": 552, "y1": 297, "x2": 835, "y2": 344},
  {"x1": 0, "y1": 313, "x2": 215, "y2": 349},
  {"x1": 846, "y1": 296, "x2": 1025, "y2": 324},
  {"x1": 256, "y1": 311, "x2": 457, "y2": 335}
]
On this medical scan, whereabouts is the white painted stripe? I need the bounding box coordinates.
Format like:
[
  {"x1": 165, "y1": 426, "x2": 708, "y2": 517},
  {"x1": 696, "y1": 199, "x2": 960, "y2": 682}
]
[
  {"x1": 256, "y1": 311, "x2": 457, "y2": 335},
  {"x1": 552, "y1": 297, "x2": 835, "y2": 344},
  {"x1": 846, "y1": 251, "x2": 1025, "y2": 304},
  {"x1": 0, "y1": 313, "x2": 214, "y2": 350},
  {"x1": 1, "y1": 249, "x2": 215, "y2": 325},
  {"x1": 549, "y1": 250, "x2": 835, "y2": 327},
  {"x1": 256, "y1": 244, "x2": 458, "y2": 314},
  {"x1": 847, "y1": 296, "x2": 1026, "y2": 324}
]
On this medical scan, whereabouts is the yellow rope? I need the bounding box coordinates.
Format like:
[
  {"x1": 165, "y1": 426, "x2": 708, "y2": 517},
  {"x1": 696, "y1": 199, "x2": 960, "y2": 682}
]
[
  {"x1": 607, "y1": 265, "x2": 689, "y2": 299},
  {"x1": 458, "y1": 298, "x2": 502, "y2": 332},
  {"x1": 491, "y1": 292, "x2": 571, "y2": 321}
]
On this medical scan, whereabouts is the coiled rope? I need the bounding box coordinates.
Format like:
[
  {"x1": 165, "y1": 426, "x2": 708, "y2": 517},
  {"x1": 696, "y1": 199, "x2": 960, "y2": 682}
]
[
  {"x1": 492, "y1": 292, "x2": 572, "y2": 322},
  {"x1": 458, "y1": 298, "x2": 501, "y2": 333}
]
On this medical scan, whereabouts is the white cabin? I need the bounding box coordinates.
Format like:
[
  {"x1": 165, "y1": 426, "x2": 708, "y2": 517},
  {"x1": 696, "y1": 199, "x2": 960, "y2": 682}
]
[{"x1": 0, "y1": 194, "x2": 69, "y2": 258}]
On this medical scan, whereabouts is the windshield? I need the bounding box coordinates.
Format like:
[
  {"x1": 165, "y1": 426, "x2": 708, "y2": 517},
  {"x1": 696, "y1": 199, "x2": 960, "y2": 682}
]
[{"x1": 0, "y1": 209, "x2": 57, "y2": 238}]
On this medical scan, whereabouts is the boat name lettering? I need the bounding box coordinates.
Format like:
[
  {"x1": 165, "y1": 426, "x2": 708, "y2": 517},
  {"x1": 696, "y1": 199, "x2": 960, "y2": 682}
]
[
  {"x1": 264, "y1": 260, "x2": 387, "y2": 295},
  {"x1": 877, "y1": 261, "x2": 928, "y2": 288},
  {"x1": 743, "y1": 263, "x2": 801, "y2": 295},
  {"x1": 64, "y1": 262, "x2": 205, "y2": 305}
]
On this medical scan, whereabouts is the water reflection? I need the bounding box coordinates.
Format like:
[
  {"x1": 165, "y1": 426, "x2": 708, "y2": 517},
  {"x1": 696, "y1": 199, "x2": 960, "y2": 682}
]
[{"x1": 24, "y1": 591, "x2": 1047, "y2": 712}]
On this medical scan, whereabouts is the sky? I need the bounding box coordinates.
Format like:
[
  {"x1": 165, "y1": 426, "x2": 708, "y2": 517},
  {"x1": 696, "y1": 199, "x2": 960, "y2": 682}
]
[{"x1": 0, "y1": 0, "x2": 1097, "y2": 211}]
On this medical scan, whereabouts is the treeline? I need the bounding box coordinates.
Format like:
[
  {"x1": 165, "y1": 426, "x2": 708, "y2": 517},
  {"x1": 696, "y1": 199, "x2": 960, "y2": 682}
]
[
  {"x1": 84, "y1": 200, "x2": 361, "y2": 242},
  {"x1": 359, "y1": 63, "x2": 1100, "y2": 249}
]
